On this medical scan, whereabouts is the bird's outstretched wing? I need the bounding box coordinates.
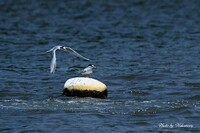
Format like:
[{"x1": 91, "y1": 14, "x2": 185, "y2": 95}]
[
  {"x1": 46, "y1": 47, "x2": 55, "y2": 53},
  {"x1": 46, "y1": 46, "x2": 62, "y2": 53},
  {"x1": 46, "y1": 46, "x2": 63, "y2": 73},
  {"x1": 63, "y1": 47, "x2": 90, "y2": 61},
  {"x1": 50, "y1": 50, "x2": 57, "y2": 73}
]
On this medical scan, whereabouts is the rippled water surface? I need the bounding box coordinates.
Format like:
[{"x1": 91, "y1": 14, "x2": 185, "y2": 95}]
[{"x1": 0, "y1": 0, "x2": 200, "y2": 132}]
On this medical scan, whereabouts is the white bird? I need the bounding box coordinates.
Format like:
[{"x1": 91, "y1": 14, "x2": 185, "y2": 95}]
[
  {"x1": 80, "y1": 64, "x2": 96, "y2": 76},
  {"x1": 46, "y1": 46, "x2": 90, "y2": 73}
]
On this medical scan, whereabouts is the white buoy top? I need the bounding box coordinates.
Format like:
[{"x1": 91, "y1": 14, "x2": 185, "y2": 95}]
[{"x1": 64, "y1": 77, "x2": 107, "y2": 92}]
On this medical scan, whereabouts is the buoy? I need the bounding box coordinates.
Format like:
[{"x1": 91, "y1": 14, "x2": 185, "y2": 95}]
[{"x1": 63, "y1": 77, "x2": 107, "y2": 98}]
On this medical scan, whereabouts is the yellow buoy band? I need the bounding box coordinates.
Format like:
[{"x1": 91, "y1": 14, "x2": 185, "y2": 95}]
[
  {"x1": 67, "y1": 85, "x2": 105, "y2": 92},
  {"x1": 63, "y1": 77, "x2": 107, "y2": 98}
]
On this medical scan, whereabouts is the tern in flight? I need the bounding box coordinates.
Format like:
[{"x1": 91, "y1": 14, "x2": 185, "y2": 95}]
[
  {"x1": 80, "y1": 64, "x2": 96, "y2": 76},
  {"x1": 46, "y1": 46, "x2": 90, "y2": 73}
]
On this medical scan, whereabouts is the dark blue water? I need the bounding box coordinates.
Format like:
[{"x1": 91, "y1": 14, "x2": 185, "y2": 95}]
[{"x1": 0, "y1": 0, "x2": 200, "y2": 132}]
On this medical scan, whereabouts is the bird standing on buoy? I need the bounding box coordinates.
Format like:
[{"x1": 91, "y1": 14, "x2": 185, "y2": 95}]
[
  {"x1": 80, "y1": 64, "x2": 96, "y2": 76},
  {"x1": 46, "y1": 46, "x2": 90, "y2": 73}
]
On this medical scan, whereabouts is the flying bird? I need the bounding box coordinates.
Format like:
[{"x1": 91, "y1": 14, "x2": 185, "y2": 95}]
[
  {"x1": 80, "y1": 64, "x2": 96, "y2": 76},
  {"x1": 46, "y1": 46, "x2": 90, "y2": 73}
]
